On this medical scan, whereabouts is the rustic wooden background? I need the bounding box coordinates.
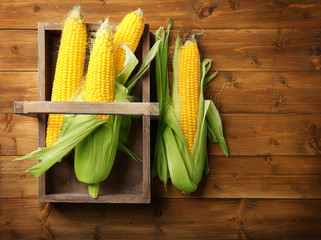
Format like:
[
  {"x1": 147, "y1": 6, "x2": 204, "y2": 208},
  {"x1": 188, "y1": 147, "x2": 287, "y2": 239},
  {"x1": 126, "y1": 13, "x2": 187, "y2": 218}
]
[{"x1": 1, "y1": 0, "x2": 321, "y2": 239}]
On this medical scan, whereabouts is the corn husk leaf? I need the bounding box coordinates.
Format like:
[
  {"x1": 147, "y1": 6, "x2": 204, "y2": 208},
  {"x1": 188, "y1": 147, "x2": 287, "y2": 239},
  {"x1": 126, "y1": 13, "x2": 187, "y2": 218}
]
[
  {"x1": 116, "y1": 43, "x2": 139, "y2": 85},
  {"x1": 152, "y1": 20, "x2": 172, "y2": 182},
  {"x1": 14, "y1": 114, "x2": 105, "y2": 177},
  {"x1": 126, "y1": 39, "x2": 161, "y2": 92},
  {"x1": 206, "y1": 100, "x2": 229, "y2": 157}
]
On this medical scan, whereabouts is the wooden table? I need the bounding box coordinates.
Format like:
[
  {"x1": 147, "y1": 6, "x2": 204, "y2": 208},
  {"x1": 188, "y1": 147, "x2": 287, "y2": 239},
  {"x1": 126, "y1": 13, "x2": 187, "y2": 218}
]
[{"x1": 1, "y1": 0, "x2": 321, "y2": 239}]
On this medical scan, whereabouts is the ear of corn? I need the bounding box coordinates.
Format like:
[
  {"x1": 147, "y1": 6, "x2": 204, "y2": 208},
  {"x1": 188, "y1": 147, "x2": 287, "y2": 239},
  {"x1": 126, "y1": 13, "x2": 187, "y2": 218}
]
[
  {"x1": 177, "y1": 39, "x2": 201, "y2": 153},
  {"x1": 83, "y1": 19, "x2": 115, "y2": 120},
  {"x1": 114, "y1": 9, "x2": 145, "y2": 73},
  {"x1": 46, "y1": 6, "x2": 87, "y2": 146},
  {"x1": 153, "y1": 21, "x2": 229, "y2": 193},
  {"x1": 74, "y1": 19, "x2": 119, "y2": 198}
]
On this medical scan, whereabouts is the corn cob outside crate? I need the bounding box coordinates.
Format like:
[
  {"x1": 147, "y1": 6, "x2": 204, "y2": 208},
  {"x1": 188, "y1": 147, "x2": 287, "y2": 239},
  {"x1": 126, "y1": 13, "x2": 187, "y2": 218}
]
[
  {"x1": 46, "y1": 6, "x2": 87, "y2": 146},
  {"x1": 153, "y1": 21, "x2": 229, "y2": 193},
  {"x1": 178, "y1": 40, "x2": 201, "y2": 153}
]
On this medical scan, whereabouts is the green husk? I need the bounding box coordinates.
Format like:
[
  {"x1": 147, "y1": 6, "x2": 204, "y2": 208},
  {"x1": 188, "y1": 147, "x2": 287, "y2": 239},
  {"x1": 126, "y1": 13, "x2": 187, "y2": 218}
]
[
  {"x1": 14, "y1": 114, "x2": 105, "y2": 177},
  {"x1": 153, "y1": 20, "x2": 229, "y2": 193}
]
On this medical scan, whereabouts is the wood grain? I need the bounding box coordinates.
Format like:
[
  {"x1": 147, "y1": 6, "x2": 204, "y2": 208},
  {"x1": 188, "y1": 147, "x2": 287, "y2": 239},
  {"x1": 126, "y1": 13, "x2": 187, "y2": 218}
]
[
  {"x1": 2, "y1": 113, "x2": 321, "y2": 156},
  {"x1": 1, "y1": 29, "x2": 320, "y2": 71},
  {"x1": 3, "y1": 155, "x2": 321, "y2": 199},
  {"x1": 1, "y1": 198, "x2": 321, "y2": 239},
  {"x1": 0, "y1": 0, "x2": 321, "y2": 30}
]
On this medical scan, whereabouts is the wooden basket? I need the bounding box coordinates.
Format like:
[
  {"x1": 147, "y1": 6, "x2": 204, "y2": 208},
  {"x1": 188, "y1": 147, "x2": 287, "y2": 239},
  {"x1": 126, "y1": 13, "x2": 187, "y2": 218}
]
[{"x1": 14, "y1": 23, "x2": 158, "y2": 203}]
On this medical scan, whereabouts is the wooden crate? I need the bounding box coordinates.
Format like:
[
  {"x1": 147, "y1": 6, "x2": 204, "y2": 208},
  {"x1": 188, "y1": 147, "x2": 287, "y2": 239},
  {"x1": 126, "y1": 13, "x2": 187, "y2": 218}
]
[{"x1": 15, "y1": 22, "x2": 155, "y2": 203}]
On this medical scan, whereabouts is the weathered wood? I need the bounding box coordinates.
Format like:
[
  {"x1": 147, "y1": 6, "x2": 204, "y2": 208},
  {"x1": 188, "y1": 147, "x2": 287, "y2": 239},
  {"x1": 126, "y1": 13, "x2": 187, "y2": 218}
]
[
  {"x1": 4, "y1": 155, "x2": 321, "y2": 199},
  {"x1": 1, "y1": 198, "x2": 321, "y2": 239},
  {"x1": 0, "y1": 0, "x2": 321, "y2": 29},
  {"x1": 2, "y1": 113, "x2": 320, "y2": 156},
  {"x1": 142, "y1": 24, "x2": 152, "y2": 203},
  {"x1": 1, "y1": 29, "x2": 321, "y2": 71},
  {"x1": 14, "y1": 101, "x2": 159, "y2": 116}
]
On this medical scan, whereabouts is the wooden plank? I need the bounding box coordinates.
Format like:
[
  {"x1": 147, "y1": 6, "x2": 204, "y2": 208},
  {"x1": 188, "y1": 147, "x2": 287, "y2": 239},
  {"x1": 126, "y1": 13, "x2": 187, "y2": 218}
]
[
  {"x1": 206, "y1": 71, "x2": 321, "y2": 114},
  {"x1": 2, "y1": 71, "x2": 321, "y2": 115},
  {"x1": 0, "y1": 30, "x2": 37, "y2": 71},
  {"x1": 1, "y1": 29, "x2": 321, "y2": 71},
  {"x1": 14, "y1": 101, "x2": 159, "y2": 116},
  {"x1": 3, "y1": 155, "x2": 321, "y2": 199},
  {"x1": 0, "y1": 0, "x2": 321, "y2": 29},
  {"x1": 1, "y1": 113, "x2": 321, "y2": 156},
  {"x1": 1, "y1": 198, "x2": 321, "y2": 239}
]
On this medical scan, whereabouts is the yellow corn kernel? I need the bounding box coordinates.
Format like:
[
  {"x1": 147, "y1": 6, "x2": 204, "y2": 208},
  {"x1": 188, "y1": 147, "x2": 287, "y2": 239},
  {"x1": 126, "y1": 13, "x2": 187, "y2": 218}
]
[
  {"x1": 178, "y1": 40, "x2": 201, "y2": 153},
  {"x1": 83, "y1": 19, "x2": 115, "y2": 120},
  {"x1": 114, "y1": 9, "x2": 145, "y2": 73},
  {"x1": 46, "y1": 6, "x2": 87, "y2": 146}
]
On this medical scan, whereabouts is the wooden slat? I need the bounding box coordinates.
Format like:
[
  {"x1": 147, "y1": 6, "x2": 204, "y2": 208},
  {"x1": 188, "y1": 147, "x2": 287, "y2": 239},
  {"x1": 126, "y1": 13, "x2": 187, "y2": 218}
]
[
  {"x1": 2, "y1": 71, "x2": 321, "y2": 115},
  {"x1": 1, "y1": 113, "x2": 321, "y2": 156},
  {"x1": 0, "y1": 0, "x2": 321, "y2": 29},
  {"x1": 1, "y1": 198, "x2": 321, "y2": 239},
  {"x1": 3, "y1": 155, "x2": 321, "y2": 199},
  {"x1": 1, "y1": 29, "x2": 320, "y2": 71},
  {"x1": 14, "y1": 101, "x2": 159, "y2": 116}
]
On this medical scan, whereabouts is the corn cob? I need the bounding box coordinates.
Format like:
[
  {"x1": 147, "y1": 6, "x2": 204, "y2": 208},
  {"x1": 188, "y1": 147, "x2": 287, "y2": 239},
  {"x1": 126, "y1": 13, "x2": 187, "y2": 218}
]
[
  {"x1": 153, "y1": 23, "x2": 229, "y2": 194},
  {"x1": 46, "y1": 6, "x2": 87, "y2": 146},
  {"x1": 114, "y1": 9, "x2": 145, "y2": 73},
  {"x1": 178, "y1": 40, "x2": 201, "y2": 153},
  {"x1": 83, "y1": 19, "x2": 115, "y2": 120}
]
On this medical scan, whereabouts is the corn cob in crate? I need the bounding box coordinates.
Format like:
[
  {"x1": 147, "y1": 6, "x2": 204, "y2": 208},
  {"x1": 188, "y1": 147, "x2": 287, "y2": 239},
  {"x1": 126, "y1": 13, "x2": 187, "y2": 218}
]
[
  {"x1": 46, "y1": 6, "x2": 87, "y2": 146},
  {"x1": 153, "y1": 21, "x2": 229, "y2": 193},
  {"x1": 114, "y1": 9, "x2": 145, "y2": 73}
]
